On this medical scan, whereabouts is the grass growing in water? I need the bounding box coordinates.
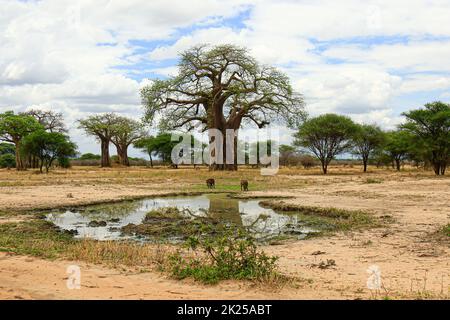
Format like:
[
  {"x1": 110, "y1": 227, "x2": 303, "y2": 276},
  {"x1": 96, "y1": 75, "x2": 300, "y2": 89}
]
[
  {"x1": 168, "y1": 229, "x2": 281, "y2": 285},
  {"x1": 259, "y1": 201, "x2": 379, "y2": 235}
]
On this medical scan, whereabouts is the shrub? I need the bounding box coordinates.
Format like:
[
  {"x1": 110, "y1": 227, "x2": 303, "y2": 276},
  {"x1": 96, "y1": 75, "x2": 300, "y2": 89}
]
[
  {"x1": 443, "y1": 224, "x2": 450, "y2": 237},
  {"x1": 168, "y1": 230, "x2": 280, "y2": 284},
  {"x1": 0, "y1": 153, "x2": 16, "y2": 168},
  {"x1": 299, "y1": 154, "x2": 317, "y2": 169}
]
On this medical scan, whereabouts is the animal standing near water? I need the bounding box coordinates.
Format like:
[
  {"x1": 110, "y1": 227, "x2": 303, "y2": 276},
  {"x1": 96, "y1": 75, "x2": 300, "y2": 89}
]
[
  {"x1": 240, "y1": 180, "x2": 249, "y2": 191},
  {"x1": 206, "y1": 178, "x2": 215, "y2": 189}
]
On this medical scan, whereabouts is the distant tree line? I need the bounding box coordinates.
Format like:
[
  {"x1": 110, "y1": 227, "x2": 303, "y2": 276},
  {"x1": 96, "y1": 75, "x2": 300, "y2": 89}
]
[
  {"x1": 293, "y1": 101, "x2": 449, "y2": 175},
  {"x1": 1, "y1": 102, "x2": 448, "y2": 175}
]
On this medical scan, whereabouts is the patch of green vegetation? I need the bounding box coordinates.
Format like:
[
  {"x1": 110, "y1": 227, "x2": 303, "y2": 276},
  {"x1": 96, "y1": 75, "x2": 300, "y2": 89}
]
[
  {"x1": 121, "y1": 208, "x2": 236, "y2": 241},
  {"x1": 259, "y1": 201, "x2": 378, "y2": 235},
  {"x1": 443, "y1": 224, "x2": 450, "y2": 237},
  {"x1": 168, "y1": 230, "x2": 281, "y2": 285},
  {"x1": 144, "y1": 207, "x2": 184, "y2": 221},
  {"x1": 365, "y1": 178, "x2": 383, "y2": 184},
  {"x1": 0, "y1": 219, "x2": 74, "y2": 258}
]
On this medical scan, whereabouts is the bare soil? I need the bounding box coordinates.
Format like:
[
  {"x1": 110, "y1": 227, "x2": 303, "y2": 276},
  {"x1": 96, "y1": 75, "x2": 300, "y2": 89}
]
[{"x1": 0, "y1": 166, "x2": 449, "y2": 300}]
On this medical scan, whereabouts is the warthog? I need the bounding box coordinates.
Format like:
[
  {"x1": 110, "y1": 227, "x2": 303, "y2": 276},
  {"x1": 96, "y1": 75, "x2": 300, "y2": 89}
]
[
  {"x1": 206, "y1": 178, "x2": 215, "y2": 189},
  {"x1": 240, "y1": 179, "x2": 249, "y2": 191}
]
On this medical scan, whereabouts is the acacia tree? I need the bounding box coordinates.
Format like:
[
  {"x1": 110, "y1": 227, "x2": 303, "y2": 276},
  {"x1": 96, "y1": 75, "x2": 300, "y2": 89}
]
[
  {"x1": 110, "y1": 117, "x2": 146, "y2": 166},
  {"x1": 401, "y1": 101, "x2": 450, "y2": 175},
  {"x1": 141, "y1": 44, "x2": 305, "y2": 171},
  {"x1": 134, "y1": 136, "x2": 156, "y2": 167},
  {"x1": 21, "y1": 130, "x2": 77, "y2": 173},
  {"x1": 0, "y1": 111, "x2": 43, "y2": 170},
  {"x1": 294, "y1": 114, "x2": 358, "y2": 174},
  {"x1": 22, "y1": 109, "x2": 67, "y2": 168},
  {"x1": 353, "y1": 124, "x2": 386, "y2": 172},
  {"x1": 384, "y1": 130, "x2": 413, "y2": 171},
  {"x1": 78, "y1": 113, "x2": 119, "y2": 168}
]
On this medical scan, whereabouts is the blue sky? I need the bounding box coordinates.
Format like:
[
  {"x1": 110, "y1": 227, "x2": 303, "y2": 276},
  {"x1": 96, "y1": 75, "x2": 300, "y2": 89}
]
[{"x1": 1, "y1": 0, "x2": 450, "y2": 157}]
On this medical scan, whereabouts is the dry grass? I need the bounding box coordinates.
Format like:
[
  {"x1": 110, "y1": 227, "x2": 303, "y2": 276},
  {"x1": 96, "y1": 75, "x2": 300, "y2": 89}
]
[{"x1": 0, "y1": 219, "x2": 173, "y2": 270}]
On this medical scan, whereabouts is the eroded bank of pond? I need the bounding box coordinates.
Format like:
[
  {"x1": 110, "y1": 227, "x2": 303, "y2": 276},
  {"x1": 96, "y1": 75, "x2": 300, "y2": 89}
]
[{"x1": 46, "y1": 194, "x2": 322, "y2": 242}]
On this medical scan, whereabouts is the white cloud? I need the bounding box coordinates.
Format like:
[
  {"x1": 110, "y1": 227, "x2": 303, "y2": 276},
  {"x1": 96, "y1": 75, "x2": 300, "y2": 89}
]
[{"x1": 1, "y1": 0, "x2": 449, "y2": 155}]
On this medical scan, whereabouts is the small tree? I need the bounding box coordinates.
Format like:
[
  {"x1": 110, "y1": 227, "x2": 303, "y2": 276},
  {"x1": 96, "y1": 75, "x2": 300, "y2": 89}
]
[
  {"x1": 0, "y1": 111, "x2": 43, "y2": 170},
  {"x1": 21, "y1": 130, "x2": 77, "y2": 173},
  {"x1": 353, "y1": 124, "x2": 386, "y2": 172},
  {"x1": 384, "y1": 130, "x2": 414, "y2": 171},
  {"x1": 110, "y1": 116, "x2": 146, "y2": 166},
  {"x1": 299, "y1": 154, "x2": 317, "y2": 169},
  {"x1": 0, "y1": 154, "x2": 15, "y2": 169},
  {"x1": 78, "y1": 113, "x2": 119, "y2": 168},
  {"x1": 134, "y1": 136, "x2": 156, "y2": 167},
  {"x1": 279, "y1": 144, "x2": 297, "y2": 167},
  {"x1": 401, "y1": 101, "x2": 450, "y2": 175},
  {"x1": 294, "y1": 114, "x2": 358, "y2": 174},
  {"x1": 0, "y1": 142, "x2": 16, "y2": 169}
]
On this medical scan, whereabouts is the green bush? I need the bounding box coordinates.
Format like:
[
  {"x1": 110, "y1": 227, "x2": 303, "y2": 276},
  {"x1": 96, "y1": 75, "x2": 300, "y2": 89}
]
[
  {"x1": 168, "y1": 230, "x2": 280, "y2": 284},
  {"x1": 0, "y1": 153, "x2": 15, "y2": 168},
  {"x1": 443, "y1": 224, "x2": 450, "y2": 237}
]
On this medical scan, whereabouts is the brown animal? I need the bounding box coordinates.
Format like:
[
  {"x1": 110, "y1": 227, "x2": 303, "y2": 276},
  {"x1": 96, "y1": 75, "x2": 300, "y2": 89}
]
[
  {"x1": 206, "y1": 178, "x2": 215, "y2": 189},
  {"x1": 240, "y1": 179, "x2": 249, "y2": 191}
]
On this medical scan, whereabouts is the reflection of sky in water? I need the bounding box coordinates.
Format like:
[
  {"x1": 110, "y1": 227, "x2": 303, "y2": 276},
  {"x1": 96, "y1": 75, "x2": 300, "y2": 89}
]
[{"x1": 46, "y1": 195, "x2": 317, "y2": 241}]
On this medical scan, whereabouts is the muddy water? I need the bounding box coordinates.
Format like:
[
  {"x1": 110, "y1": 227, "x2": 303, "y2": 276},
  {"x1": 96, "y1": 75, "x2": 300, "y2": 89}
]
[{"x1": 46, "y1": 194, "x2": 318, "y2": 241}]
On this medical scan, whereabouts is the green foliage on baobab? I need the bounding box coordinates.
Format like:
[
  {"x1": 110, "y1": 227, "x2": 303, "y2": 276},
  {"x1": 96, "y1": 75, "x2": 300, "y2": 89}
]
[
  {"x1": 110, "y1": 116, "x2": 146, "y2": 166},
  {"x1": 78, "y1": 113, "x2": 120, "y2": 168},
  {"x1": 141, "y1": 44, "x2": 305, "y2": 170}
]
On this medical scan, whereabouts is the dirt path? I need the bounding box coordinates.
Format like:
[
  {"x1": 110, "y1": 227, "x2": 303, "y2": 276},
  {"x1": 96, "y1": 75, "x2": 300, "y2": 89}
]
[{"x1": 0, "y1": 169, "x2": 449, "y2": 299}]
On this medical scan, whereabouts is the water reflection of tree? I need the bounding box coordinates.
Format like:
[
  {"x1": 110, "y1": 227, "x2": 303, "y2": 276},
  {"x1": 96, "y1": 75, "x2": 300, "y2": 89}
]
[
  {"x1": 77, "y1": 200, "x2": 143, "y2": 220},
  {"x1": 205, "y1": 196, "x2": 279, "y2": 239},
  {"x1": 207, "y1": 196, "x2": 242, "y2": 226}
]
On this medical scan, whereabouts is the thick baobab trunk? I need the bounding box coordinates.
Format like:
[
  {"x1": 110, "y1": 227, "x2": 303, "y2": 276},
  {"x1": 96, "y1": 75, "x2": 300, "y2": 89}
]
[
  {"x1": 209, "y1": 126, "x2": 239, "y2": 171},
  {"x1": 100, "y1": 139, "x2": 111, "y2": 167},
  {"x1": 115, "y1": 145, "x2": 130, "y2": 166}
]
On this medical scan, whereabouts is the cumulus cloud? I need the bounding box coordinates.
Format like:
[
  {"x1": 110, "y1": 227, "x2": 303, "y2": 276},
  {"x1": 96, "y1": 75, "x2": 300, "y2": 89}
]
[{"x1": 1, "y1": 0, "x2": 449, "y2": 155}]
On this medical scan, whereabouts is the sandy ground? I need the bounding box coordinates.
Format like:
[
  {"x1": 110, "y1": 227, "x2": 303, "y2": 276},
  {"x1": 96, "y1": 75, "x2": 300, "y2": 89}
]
[{"x1": 0, "y1": 167, "x2": 449, "y2": 300}]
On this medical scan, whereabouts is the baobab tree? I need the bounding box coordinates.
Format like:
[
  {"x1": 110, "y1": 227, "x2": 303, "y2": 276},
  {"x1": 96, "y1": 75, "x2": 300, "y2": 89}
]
[
  {"x1": 78, "y1": 113, "x2": 119, "y2": 168},
  {"x1": 141, "y1": 44, "x2": 305, "y2": 171},
  {"x1": 110, "y1": 116, "x2": 146, "y2": 166},
  {"x1": 24, "y1": 109, "x2": 67, "y2": 133}
]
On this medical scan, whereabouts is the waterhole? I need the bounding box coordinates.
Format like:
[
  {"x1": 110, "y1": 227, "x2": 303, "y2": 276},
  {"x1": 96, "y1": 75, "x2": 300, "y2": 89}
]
[{"x1": 46, "y1": 194, "x2": 319, "y2": 242}]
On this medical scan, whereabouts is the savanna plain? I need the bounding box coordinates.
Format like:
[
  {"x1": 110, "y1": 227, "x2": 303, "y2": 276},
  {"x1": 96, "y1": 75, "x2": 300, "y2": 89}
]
[{"x1": 0, "y1": 165, "x2": 449, "y2": 300}]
